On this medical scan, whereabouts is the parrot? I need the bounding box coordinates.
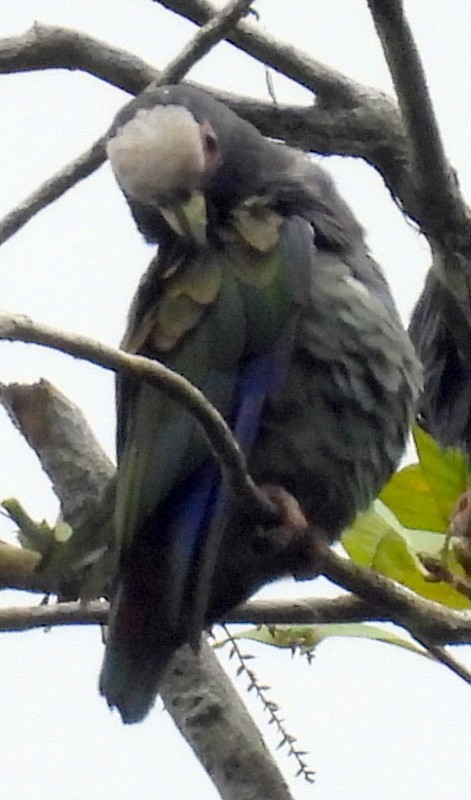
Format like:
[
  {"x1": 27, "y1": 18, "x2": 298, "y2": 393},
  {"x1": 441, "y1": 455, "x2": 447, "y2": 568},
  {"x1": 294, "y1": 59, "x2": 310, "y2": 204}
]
[
  {"x1": 99, "y1": 83, "x2": 421, "y2": 723},
  {"x1": 409, "y1": 268, "x2": 471, "y2": 455}
]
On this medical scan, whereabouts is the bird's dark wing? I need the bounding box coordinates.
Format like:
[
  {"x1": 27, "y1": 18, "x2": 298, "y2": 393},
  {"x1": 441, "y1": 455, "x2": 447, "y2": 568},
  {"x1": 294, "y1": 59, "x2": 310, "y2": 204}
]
[
  {"x1": 100, "y1": 203, "x2": 298, "y2": 722},
  {"x1": 409, "y1": 269, "x2": 471, "y2": 453}
]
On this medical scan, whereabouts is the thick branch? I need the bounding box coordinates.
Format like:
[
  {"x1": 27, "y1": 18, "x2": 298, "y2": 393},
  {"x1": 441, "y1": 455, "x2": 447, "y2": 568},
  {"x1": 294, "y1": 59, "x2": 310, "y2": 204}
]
[
  {"x1": 367, "y1": 0, "x2": 466, "y2": 234},
  {"x1": 161, "y1": 638, "x2": 293, "y2": 800},
  {"x1": 0, "y1": 377, "x2": 292, "y2": 800},
  {"x1": 0, "y1": 23, "x2": 155, "y2": 93},
  {"x1": 0, "y1": 380, "x2": 114, "y2": 530},
  {"x1": 155, "y1": 0, "x2": 363, "y2": 104},
  {"x1": 366, "y1": 0, "x2": 471, "y2": 339}
]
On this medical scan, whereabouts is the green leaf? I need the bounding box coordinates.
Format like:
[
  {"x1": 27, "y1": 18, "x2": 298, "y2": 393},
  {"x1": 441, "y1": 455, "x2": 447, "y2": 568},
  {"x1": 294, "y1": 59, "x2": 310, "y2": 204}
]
[
  {"x1": 342, "y1": 502, "x2": 401, "y2": 565},
  {"x1": 379, "y1": 428, "x2": 470, "y2": 533},
  {"x1": 374, "y1": 531, "x2": 471, "y2": 608},
  {"x1": 219, "y1": 623, "x2": 430, "y2": 659},
  {"x1": 413, "y1": 426, "x2": 469, "y2": 520},
  {"x1": 380, "y1": 464, "x2": 448, "y2": 532},
  {"x1": 2, "y1": 498, "x2": 53, "y2": 555},
  {"x1": 343, "y1": 504, "x2": 471, "y2": 610},
  {"x1": 400, "y1": 528, "x2": 445, "y2": 555}
]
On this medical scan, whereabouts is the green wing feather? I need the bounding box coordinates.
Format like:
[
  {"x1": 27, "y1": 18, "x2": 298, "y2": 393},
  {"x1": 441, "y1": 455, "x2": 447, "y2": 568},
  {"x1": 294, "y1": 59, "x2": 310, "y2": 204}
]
[{"x1": 115, "y1": 207, "x2": 293, "y2": 554}]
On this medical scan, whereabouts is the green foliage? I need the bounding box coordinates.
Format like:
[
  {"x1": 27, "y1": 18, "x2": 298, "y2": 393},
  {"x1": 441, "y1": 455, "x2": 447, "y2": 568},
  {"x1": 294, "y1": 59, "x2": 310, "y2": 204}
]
[
  {"x1": 342, "y1": 502, "x2": 470, "y2": 609},
  {"x1": 219, "y1": 623, "x2": 429, "y2": 659},
  {"x1": 379, "y1": 427, "x2": 469, "y2": 532},
  {"x1": 1, "y1": 495, "x2": 114, "y2": 599},
  {"x1": 343, "y1": 427, "x2": 471, "y2": 610}
]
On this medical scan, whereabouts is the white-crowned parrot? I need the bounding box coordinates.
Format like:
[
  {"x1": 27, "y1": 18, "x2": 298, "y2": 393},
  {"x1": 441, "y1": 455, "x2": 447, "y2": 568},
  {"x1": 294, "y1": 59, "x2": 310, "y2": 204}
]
[{"x1": 99, "y1": 84, "x2": 421, "y2": 723}]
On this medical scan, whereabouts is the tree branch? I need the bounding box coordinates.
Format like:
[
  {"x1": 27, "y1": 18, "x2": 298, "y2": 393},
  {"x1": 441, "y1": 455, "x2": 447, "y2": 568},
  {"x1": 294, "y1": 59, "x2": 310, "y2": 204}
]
[
  {"x1": 0, "y1": 22, "x2": 407, "y2": 245},
  {"x1": 155, "y1": 0, "x2": 363, "y2": 104},
  {"x1": 366, "y1": 0, "x2": 471, "y2": 338},
  {"x1": 0, "y1": 136, "x2": 107, "y2": 245},
  {"x1": 0, "y1": 23, "x2": 156, "y2": 93},
  {"x1": 0, "y1": 313, "x2": 275, "y2": 523},
  {"x1": 161, "y1": 638, "x2": 294, "y2": 800},
  {"x1": 2, "y1": 592, "x2": 471, "y2": 646},
  {"x1": 0, "y1": 377, "x2": 293, "y2": 800},
  {"x1": 155, "y1": 0, "x2": 255, "y2": 85},
  {"x1": 367, "y1": 0, "x2": 466, "y2": 235}
]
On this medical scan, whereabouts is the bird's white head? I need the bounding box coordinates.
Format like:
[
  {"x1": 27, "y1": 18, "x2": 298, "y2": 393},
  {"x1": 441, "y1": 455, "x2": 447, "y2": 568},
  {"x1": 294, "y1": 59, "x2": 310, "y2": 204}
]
[{"x1": 107, "y1": 104, "x2": 209, "y2": 205}]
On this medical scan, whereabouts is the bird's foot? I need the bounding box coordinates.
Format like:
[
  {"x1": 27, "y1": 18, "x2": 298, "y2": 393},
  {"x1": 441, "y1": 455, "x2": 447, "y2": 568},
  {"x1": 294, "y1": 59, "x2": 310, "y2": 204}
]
[
  {"x1": 258, "y1": 484, "x2": 309, "y2": 531},
  {"x1": 256, "y1": 484, "x2": 328, "y2": 580}
]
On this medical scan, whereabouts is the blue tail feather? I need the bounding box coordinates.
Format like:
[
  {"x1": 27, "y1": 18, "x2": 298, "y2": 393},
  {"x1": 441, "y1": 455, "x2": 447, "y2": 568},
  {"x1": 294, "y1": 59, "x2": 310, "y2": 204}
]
[{"x1": 100, "y1": 332, "x2": 295, "y2": 722}]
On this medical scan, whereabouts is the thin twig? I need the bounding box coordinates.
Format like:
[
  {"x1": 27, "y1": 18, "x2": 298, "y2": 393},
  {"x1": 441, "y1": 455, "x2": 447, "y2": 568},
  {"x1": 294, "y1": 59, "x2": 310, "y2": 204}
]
[
  {"x1": 0, "y1": 136, "x2": 107, "y2": 245},
  {"x1": 316, "y1": 541, "x2": 471, "y2": 645},
  {"x1": 224, "y1": 627, "x2": 315, "y2": 784},
  {"x1": 413, "y1": 634, "x2": 471, "y2": 687},
  {"x1": 156, "y1": 0, "x2": 255, "y2": 85},
  {"x1": 0, "y1": 312, "x2": 275, "y2": 521}
]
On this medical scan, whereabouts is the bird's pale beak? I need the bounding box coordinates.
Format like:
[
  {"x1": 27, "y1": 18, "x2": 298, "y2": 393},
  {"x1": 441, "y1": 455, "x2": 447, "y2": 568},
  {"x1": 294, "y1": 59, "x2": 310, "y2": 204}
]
[{"x1": 160, "y1": 191, "x2": 207, "y2": 246}]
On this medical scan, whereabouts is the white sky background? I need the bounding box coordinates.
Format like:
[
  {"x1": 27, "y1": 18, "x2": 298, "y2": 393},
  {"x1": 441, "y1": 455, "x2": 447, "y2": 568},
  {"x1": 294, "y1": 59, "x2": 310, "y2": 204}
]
[{"x1": 1, "y1": 2, "x2": 471, "y2": 798}]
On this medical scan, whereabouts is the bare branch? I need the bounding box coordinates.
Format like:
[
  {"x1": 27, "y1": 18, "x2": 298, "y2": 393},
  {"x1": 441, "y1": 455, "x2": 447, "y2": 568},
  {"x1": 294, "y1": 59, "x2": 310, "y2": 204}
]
[
  {"x1": 0, "y1": 21, "x2": 407, "y2": 245},
  {"x1": 156, "y1": 0, "x2": 255, "y2": 85},
  {"x1": 155, "y1": 0, "x2": 363, "y2": 104},
  {"x1": 0, "y1": 381, "x2": 114, "y2": 529},
  {"x1": 316, "y1": 541, "x2": 471, "y2": 646},
  {"x1": 366, "y1": 0, "x2": 471, "y2": 427},
  {"x1": 0, "y1": 599, "x2": 108, "y2": 631},
  {"x1": 0, "y1": 23, "x2": 156, "y2": 93},
  {"x1": 0, "y1": 596, "x2": 392, "y2": 633},
  {"x1": 366, "y1": 0, "x2": 467, "y2": 235},
  {"x1": 0, "y1": 136, "x2": 107, "y2": 246},
  {"x1": 2, "y1": 589, "x2": 471, "y2": 647},
  {"x1": 161, "y1": 638, "x2": 295, "y2": 800},
  {"x1": 231, "y1": 595, "x2": 395, "y2": 626},
  {"x1": 0, "y1": 313, "x2": 274, "y2": 523},
  {"x1": 0, "y1": 377, "x2": 293, "y2": 800}
]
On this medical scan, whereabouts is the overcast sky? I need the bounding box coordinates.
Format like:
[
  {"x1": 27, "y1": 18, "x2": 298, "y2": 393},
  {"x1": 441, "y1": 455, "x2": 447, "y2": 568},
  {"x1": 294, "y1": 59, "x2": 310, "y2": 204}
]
[{"x1": 1, "y1": 2, "x2": 471, "y2": 799}]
